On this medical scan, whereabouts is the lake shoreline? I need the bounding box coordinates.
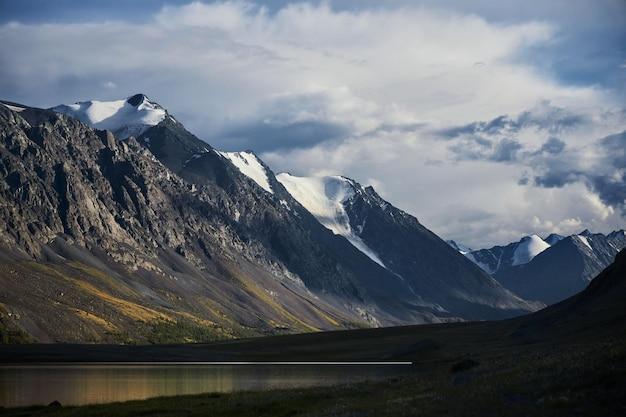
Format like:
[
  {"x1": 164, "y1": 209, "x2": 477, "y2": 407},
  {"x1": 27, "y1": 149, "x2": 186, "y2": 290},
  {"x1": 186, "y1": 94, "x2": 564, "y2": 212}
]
[
  {"x1": 1, "y1": 363, "x2": 415, "y2": 408},
  {"x1": 2, "y1": 263, "x2": 626, "y2": 416},
  {"x1": 1, "y1": 336, "x2": 625, "y2": 417}
]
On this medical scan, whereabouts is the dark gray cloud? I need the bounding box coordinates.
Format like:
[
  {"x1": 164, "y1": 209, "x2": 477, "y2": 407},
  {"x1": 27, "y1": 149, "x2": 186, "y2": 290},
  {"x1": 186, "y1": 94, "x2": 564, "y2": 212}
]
[
  {"x1": 533, "y1": 170, "x2": 580, "y2": 188},
  {"x1": 590, "y1": 173, "x2": 626, "y2": 210},
  {"x1": 441, "y1": 103, "x2": 587, "y2": 163},
  {"x1": 212, "y1": 120, "x2": 348, "y2": 152},
  {"x1": 447, "y1": 137, "x2": 492, "y2": 161},
  {"x1": 438, "y1": 118, "x2": 507, "y2": 139},
  {"x1": 538, "y1": 137, "x2": 566, "y2": 154},
  {"x1": 516, "y1": 105, "x2": 588, "y2": 133},
  {"x1": 213, "y1": 118, "x2": 426, "y2": 153},
  {"x1": 531, "y1": 131, "x2": 626, "y2": 212},
  {"x1": 601, "y1": 132, "x2": 626, "y2": 168},
  {"x1": 438, "y1": 101, "x2": 588, "y2": 140},
  {"x1": 491, "y1": 138, "x2": 523, "y2": 162},
  {"x1": 438, "y1": 101, "x2": 625, "y2": 219},
  {"x1": 581, "y1": 132, "x2": 626, "y2": 210},
  {"x1": 448, "y1": 136, "x2": 523, "y2": 163}
]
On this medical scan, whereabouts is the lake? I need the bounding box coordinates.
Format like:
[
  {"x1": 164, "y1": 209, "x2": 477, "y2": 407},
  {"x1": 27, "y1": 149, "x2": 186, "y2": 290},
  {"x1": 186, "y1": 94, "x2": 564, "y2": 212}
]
[{"x1": 0, "y1": 362, "x2": 413, "y2": 408}]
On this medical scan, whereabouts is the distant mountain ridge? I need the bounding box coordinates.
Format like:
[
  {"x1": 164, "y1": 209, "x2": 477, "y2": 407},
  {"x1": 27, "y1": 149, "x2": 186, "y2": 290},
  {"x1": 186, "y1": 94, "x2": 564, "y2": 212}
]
[
  {"x1": 458, "y1": 234, "x2": 552, "y2": 274},
  {"x1": 449, "y1": 230, "x2": 626, "y2": 304}
]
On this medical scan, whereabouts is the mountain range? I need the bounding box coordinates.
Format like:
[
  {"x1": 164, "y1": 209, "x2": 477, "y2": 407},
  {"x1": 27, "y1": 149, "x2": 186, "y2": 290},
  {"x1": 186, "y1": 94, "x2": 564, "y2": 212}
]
[
  {"x1": 0, "y1": 94, "x2": 536, "y2": 343},
  {"x1": 449, "y1": 229, "x2": 626, "y2": 304}
]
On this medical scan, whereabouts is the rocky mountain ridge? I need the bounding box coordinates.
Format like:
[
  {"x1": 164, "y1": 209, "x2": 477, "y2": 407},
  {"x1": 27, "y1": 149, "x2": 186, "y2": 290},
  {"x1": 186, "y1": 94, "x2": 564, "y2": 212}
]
[{"x1": 0, "y1": 95, "x2": 536, "y2": 342}]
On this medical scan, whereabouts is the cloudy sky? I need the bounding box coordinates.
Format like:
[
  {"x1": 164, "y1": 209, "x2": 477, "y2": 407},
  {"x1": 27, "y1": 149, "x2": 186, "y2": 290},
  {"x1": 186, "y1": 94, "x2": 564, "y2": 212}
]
[{"x1": 1, "y1": 0, "x2": 625, "y2": 248}]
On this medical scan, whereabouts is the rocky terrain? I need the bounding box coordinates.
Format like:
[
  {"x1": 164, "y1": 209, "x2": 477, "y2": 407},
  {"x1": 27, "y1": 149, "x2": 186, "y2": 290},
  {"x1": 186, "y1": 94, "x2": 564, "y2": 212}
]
[{"x1": 0, "y1": 95, "x2": 535, "y2": 343}]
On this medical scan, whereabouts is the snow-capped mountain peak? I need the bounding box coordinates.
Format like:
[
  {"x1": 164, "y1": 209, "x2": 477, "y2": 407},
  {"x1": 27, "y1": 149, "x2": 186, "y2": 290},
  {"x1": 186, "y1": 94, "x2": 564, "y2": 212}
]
[
  {"x1": 453, "y1": 233, "x2": 553, "y2": 274},
  {"x1": 51, "y1": 94, "x2": 167, "y2": 139},
  {"x1": 276, "y1": 173, "x2": 385, "y2": 267},
  {"x1": 218, "y1": 151, "x2": 273, "y2": 194},
  {"x1": 512, "y1": 234, "x2": 551, "y2": 266}
]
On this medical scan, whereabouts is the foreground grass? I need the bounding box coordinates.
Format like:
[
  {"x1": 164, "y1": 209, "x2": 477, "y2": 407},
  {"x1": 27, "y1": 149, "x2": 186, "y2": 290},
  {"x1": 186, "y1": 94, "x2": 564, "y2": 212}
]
[{"x1": 2, "y1": 338, "x2": 625, "y2": 417}]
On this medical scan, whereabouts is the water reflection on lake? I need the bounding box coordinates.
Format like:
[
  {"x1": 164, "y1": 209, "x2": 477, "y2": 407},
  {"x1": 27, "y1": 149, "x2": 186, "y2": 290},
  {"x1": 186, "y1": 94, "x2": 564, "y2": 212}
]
[{"x1": 0, "y1": 363, "x2": 412, "y2": 407}]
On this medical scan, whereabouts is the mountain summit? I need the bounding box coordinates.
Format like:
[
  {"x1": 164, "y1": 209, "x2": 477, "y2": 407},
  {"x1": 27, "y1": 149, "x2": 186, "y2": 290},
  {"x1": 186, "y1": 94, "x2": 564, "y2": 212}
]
[{"x1": 51, "y1": 94, "x2": 168, "y2": 140}]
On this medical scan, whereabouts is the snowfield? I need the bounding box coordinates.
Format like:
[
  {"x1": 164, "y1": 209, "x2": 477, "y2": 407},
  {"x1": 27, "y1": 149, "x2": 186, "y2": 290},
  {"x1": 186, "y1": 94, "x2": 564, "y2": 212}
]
[
  {"x1": 576, "y1": 235, "x2": 593, "y2": 251},
  {"x1": 2, "y1": 103, "x2": 26, "y2": 112},
  {"x1": 276, "y1": 173, "x2": 386, "y2": 267},
  {"x1": 218, "y1": 151, "x2": 273, "y2": 194},
  {"x1": 512, "y1": 235, "x2": 551, "y2": 266},
  {"x1": 52, "y1": 94, "x2": 166, "y2": 139}
]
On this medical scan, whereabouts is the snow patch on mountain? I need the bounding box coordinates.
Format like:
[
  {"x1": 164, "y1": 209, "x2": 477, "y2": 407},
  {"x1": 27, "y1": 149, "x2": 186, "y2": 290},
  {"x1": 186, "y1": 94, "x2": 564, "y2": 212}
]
[
  {"x1": 218, "y1": 151, "x2": 273, "y2": 194},
  {"x1": 2, "y1": 103, "x2": 26, "y2": 112},
  {"x1": 277, "y1": 173, "x2": 386, "y2": 267},
  {"x1": 52, "y1": 94, "x2": 166, "y2": 139},
  {"x1": 512, "y1": 235, "x2": 551, "y2": 266},
  {"x1": 576, "y1": 234, "x2": 593, "y2": 250}
]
